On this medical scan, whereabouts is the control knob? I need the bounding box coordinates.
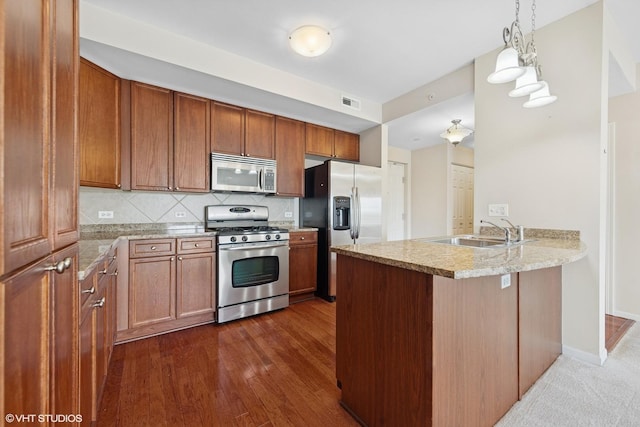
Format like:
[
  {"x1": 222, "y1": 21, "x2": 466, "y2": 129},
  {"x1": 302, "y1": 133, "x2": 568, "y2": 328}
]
[
  {"x1": 275, "y1": 234, "x2": 281, "y2": 240},
  {"x1": 265, "y1": 234, "x2": 271, "y2": 241},
  {"x1": 230, "y1": 236, "x2": 236, "y2": 243},
  {"x1": 242, "y1": 235, "x2": 248, "y2": 242}
]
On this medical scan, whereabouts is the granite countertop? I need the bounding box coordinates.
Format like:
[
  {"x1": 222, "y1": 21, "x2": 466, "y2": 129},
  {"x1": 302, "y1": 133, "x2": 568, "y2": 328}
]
[
  {"x1": 331, "y1": 231, "x2": 587, "y2": 279},
  {"x1": 78, "y1": 222, "x2": 310, "y2": 280}
]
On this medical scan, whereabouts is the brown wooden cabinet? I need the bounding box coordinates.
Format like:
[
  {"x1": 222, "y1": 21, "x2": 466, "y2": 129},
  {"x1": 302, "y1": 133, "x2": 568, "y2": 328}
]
[
  {"x1": 79, "y1": 58, "x2": 122, "y2": 189},
  {"x1": 211, "y1": 101, "x2": 275, "y2": 159},
  {"x1": 130, "y1": 81, "x2": 175, "y2": 191},
  {"x1": 305, "y1": 123, "x2": 360, "y2": 162},
  {"x1": 121, "y1": 237, "x2": 216, "y2": 342},
  {"x1": 289, "y1": 231, "x2": 318, "y2": 303},
  {"x1": 275, "y1": 116, "x2": 306, "y2": 197},
  {"x1": 1, "y1": 0, "x2": 80, "y2": 421},
  {"x1": 174, "y1": 92, "x2": 211, "y2": 192}
]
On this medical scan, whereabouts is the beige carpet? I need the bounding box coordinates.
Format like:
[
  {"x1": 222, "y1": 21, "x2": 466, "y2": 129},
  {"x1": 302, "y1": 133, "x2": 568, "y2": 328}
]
[{"x1": 496, "y1": 324, "x2": 640, "y2": 426}]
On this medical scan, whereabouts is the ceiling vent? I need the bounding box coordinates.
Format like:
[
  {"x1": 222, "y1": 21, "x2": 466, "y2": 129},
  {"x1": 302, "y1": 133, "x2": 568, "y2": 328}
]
[{"x1": 341, "y1": 95, "x2": 361, "y2": 111}]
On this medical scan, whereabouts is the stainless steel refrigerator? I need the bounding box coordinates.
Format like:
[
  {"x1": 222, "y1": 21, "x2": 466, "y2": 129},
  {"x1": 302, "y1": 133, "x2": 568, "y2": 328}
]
[{"x1": 301, "y1": 160, "x2": 382, "y2": 301}]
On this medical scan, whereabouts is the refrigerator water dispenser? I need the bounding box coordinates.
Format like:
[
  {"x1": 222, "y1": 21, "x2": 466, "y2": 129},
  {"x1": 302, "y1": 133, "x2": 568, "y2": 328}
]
[{"x1": 333, "y1": 196, "x2": 351, "y2": 230}]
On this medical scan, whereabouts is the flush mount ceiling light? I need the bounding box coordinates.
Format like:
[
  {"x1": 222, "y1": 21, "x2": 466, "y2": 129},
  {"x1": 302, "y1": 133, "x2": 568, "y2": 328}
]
[
  {"x1": 440, "y1": 119, "x2": 474, "y2": 146},
  {"x1": 487, "y1": 0, "x2": 557, "y2": 108},
  {"x1": 289, "y1": 25, "x2": 332, "y2": 57}
]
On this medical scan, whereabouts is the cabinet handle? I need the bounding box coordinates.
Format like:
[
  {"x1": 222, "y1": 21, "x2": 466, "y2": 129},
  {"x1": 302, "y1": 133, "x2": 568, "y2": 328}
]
[
  {"x1": 168, "y1": 187, "x2": 173, "y2": 190},
  {"x1": 194, "y1": 243, "x2": 199, "y2": 248},
  {"x1": 110, "y1": 270, "x2": 119, "y2": 277},
  {"x1": 45, "y1": 257, "x2": 72, "y2": 274},
  {"x1": 300, "y1": 237, "x2": 305, "y2": 240},
  {"x1": 170, "y1": 257, "x2": 175, "y2": 261},
  {"x1": 99, "y1": 268, "x2": 107, "y2": 275},
  {"x1": 150, "y1": 246, "x2": 157, "y2": 250},
  {"x1": 82, "y1": 286, "x2": 96, "y2": 295},
  {"x1": 92, "y1": 297, "x2": 106, "y2": 308},
  {"x1": 111, "y1": 255, "x2": 117, "y2": 261}
]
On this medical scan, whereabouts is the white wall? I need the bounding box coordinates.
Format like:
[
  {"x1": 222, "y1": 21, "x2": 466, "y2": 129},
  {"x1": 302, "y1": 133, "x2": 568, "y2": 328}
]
[
  {"x1": 608, "y1": 67, "x2": 640, "y2": 322},
  {"x1": 474, "y1": 3, "x2": 607, "y2": 362},
  {"x1": 411, "y1": 144, "x2": 448, "y2": 238}
]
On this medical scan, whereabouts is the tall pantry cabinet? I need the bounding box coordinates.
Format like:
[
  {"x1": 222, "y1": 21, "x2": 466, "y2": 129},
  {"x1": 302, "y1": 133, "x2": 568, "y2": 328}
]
[{"x1": 1, "y1": 0, "x2": 80, "y2": 423}]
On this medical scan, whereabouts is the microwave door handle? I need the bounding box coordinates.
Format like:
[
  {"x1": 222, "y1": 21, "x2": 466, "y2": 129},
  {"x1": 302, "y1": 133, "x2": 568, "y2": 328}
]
[{"x1": 258, "y1": 169, "x2": 264, "y2": 190}]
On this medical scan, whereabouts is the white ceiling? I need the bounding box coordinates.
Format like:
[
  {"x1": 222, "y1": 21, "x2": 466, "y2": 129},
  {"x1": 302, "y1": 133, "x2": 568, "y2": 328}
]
[{"x1": 80, "y1": 0, "x2": 640, "y2": 151}]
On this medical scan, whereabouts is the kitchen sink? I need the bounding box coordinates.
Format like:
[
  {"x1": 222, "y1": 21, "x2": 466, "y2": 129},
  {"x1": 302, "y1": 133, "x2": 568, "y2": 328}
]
[{"x1": 418, "y1": 235, "x2": 508, "y2": 248}]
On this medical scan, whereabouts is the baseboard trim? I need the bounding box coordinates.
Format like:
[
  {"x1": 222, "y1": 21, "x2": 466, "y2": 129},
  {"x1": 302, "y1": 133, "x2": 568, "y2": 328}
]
[{"x1": 562, "y1": 344, "x2": 607, "y2": 366}]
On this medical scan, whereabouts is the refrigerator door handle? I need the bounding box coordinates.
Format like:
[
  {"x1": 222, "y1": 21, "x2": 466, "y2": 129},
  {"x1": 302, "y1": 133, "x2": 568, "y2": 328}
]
[
  {"x1": 355, "y1": 186, "x2": 361, "y2": 240},
  {"x1": 349, "y1": 187, "x2": 356, "y2": 241}
]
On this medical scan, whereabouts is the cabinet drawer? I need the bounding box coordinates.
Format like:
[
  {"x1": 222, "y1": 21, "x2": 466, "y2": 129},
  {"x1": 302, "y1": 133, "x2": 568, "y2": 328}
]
[
  {"x1": 289, "y1": 231, "x2": 318, "y2": 245},
  {"x1": 177, "y1": 237, "x2": 216, "y2": 254},
  {"x1": 129, "y1": 239, "x2": 176, "y2": 258}
]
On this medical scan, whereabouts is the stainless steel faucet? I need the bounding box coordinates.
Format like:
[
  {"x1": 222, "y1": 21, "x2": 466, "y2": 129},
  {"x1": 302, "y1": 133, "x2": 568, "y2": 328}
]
[
  {"x1": 501, "y1": 218, "x2": 524, "y2": 242},
  {"x1": 480, "y1": 219, "x2": 511, "y2": 244}
]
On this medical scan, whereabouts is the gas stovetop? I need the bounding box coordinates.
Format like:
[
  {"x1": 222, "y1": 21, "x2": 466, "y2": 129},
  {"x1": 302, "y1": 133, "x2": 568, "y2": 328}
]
[{"x1": 204, "y1": 205, "x2": 289, "y2": 244}]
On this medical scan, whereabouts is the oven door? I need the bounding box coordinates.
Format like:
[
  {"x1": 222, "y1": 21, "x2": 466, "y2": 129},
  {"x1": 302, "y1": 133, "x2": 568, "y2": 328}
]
[{"x1": 218, "y1": 241, "x2": 289, "y2": 308}]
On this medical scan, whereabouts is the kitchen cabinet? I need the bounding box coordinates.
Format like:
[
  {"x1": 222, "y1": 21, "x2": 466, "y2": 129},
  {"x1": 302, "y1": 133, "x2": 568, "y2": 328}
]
[
  {"x1": 79, "y1": 58, "x2": 122, "y2": 189},
  {"x1": 1, "y1": 0, "x2": 80, "y2": 421},
  {"x1": 305, "y1": 123, "x2": 360, "y2": 162},
  {"x1": 174, "y1": 92, "x2": 211, "y2": 192},
  {"x1": 289, "y1": 231, "x2": 318, "y2": 303},
  {"x1": 120, "y1": 236, "x2": 216, "y2": 342},
  {"x1": 129, "y1": 83, "x2": 210, "y2": 192},
  {"x1": 275, "y1": 116, "x2": 306, "y2": 197},
  {"x1": 78, "y1": 244, "x2": 118, "y2": 426},
  {"x1": 130, "y1": 81, "x2": 174, "y2": 191},
  {"x1": 211, "y1": 101, "x2": 275, "y2": 159}
]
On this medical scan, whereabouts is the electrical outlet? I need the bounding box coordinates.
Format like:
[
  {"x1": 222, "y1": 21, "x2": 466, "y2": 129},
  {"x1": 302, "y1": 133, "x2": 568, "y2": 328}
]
[
  {"x1": 98, "y1": 211, "x2": 114, "y2": 219},
  {"x1": 175, "y1": 211, "x2": 187, "y2": 218},
  {"x1": 488, "y1": 203, "x2": 509, "y2": 217},
  {"x1": 501, "y1": 274, "x2": 511, "y2": 289},
  {"x1": 284, "y1": 211, "x2": 293, "y2": 218}
]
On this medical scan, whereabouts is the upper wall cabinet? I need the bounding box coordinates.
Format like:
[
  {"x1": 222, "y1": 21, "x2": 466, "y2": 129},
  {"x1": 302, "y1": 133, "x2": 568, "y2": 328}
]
[
  {"x1": 275, "y1": 117, "x2": 305, "y2": 197},
  {"x1": 211, "y1": 102, "x2": 275, "y2": 160},
  {"x1": 128, "y1": 82, "x2": 210, "y2": 193},
  {"x1": 79, "y1": 58, "x2": 121, "y2": 189},
  {"x1": 305, "y1": 123, "x2": 360, "y2": 162}
]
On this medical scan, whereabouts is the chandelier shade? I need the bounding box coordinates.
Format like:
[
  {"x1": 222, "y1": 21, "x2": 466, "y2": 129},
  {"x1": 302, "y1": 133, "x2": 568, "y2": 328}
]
[
  {"x1": 487, "y1": 47, "x2": 526, "y2": 84},
  {"x1": 440, "y1": 119, "x2": 473, "y2": 145},
  {"x1": 523, "y1": 82, "x2": 557, "y2": 108},
  {"x1": 508, "y1": 66, "x2": 545, "y2": 97}
]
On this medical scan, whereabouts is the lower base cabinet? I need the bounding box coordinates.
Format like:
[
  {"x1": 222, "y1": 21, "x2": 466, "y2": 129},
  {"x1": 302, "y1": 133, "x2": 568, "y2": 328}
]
[
  {"x1": 118, "y1": 236, "x2": 216, "y2": 342},
  {"x1": 289, "y1": 231, "x2": 318, "y2": 303}
]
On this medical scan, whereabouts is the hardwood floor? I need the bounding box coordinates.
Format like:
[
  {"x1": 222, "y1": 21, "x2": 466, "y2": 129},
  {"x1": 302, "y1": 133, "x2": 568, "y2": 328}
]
[
  {"x1": 97, "y1": 298, "x2": 359, "y2": 426},
  {"x1": 605, "y1": 314, "x2": 635, "y2": 352}
]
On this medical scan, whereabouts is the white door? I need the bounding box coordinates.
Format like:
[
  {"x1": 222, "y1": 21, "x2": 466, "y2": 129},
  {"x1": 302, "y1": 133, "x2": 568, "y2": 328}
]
[
  {"x1": 451, "y1": 165, "x2": 474, "y2": 235},
  {"x1": 387, "y1": 162, "x2": 407, "y2": 241}
]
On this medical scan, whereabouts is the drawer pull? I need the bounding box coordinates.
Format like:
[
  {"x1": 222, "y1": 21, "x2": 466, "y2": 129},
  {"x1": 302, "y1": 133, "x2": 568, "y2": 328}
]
[
  {"x1": 150, "y1": 246, "x2": 157, "y2": 250},
  {"x1": 82, "y1": 286, "x2": 96, "y2": 295},
  {"x1": 45, "y1": 257, "x2": 72, "y2": 274},
  {"x1": 110, "y1": 270, "x2": 118, "y2": 277},
  {"x1": 178, "y1": 256, "x2": 183, "y2": 261},
  {"x1": 300, "y1": 237, "x2": 305, "y2": 240},
  {"x1": 194, "y1": 243, "x2": 199, "y2": 248},
  {"x1": 99, "y1": 268, "x2": 107, "y2": 275},
  {"x1": 92, "y1": 297, "x2": 106, "y2": 308}
]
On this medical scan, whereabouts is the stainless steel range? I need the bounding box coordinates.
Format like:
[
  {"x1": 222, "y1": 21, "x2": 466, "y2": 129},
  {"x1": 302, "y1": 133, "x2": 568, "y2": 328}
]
[{"x1": 206, "y1": 205, "x2": 289, "y2": 323}]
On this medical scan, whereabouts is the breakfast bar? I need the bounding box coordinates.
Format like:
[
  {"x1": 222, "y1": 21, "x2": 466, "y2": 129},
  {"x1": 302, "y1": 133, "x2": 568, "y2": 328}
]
[{"x1": 332, "y1": 231, "x2": 587, "y2": 427}]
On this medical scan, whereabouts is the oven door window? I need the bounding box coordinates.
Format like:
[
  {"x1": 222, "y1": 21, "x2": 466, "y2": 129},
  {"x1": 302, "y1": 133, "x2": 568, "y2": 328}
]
[{"x1": 232, "y1": 256, "x2": 280, "y2": 287}]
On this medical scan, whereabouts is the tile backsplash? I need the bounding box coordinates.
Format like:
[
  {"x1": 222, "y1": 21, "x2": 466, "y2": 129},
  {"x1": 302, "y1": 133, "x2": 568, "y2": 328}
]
[{"x1": 79, "y1": 187, "x2": 296, "y2": 225}]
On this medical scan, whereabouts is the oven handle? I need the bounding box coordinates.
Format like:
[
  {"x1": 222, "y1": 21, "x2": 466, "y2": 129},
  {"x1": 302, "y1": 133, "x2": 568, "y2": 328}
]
[{"x1": 218, "y1": 243, "x2": 289, "y2": 251}]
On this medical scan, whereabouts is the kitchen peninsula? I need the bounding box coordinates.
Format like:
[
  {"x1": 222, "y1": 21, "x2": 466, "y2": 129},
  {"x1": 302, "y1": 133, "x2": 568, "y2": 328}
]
[{"x1": 332, "y1": 231, "x2": 587, "y2": 427}]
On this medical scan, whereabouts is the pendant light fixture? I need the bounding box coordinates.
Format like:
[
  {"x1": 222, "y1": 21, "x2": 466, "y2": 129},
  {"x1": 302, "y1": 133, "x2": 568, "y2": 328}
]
[
  {"x1": 440, "y1": 119, "x2": 474, "y2": 145},
  {"x1": 487, "y1": 0, "x2": 557, "y2": 107}
]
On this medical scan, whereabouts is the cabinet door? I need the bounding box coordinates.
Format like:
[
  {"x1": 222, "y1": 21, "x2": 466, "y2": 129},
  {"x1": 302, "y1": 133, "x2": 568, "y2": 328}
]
[
  {"x1": 78, "y1": 299, "x2": 95, "y2": 427},
  {"x1": 289, "y1": 232, "x2": 318, "y2": 298},
  {"x1": 51, "y1": 0, "x2": 79, "y2": 250},
  {"x1": 211, "y1": 101, "x2": 245, "y2": 156},
  {"x1": 79, "y1": 58, "x2": 121, "y2": 189},
  {"x1": 1, "y1": 0, "x2": 52, "y2": 275},
  {"x1": 305, "y1": 123, "x2": 334, "y2": 158},
  {"x1": 1, "y1": 255, "x2": 52, "y2": 421},
  {"x1": 245, "y1": 109, "x2": 275, "y2": 159},
  {"x1": 174, "y1": 92, "x2": 210, "y2": 192},
  {"x1": 176, "y1": 252, "x2": 216, "y2": 318},
  {"x1": 130, "y1": 82, "x2": 174, "y2": 191},
  {"x1": 334, "y1": 130, "x2": 360, "y2": 162},
  {"x1": 129, "y1": 255, "x2": 176, "y2": 328},
  {"x1": 275, "y1": 116, "x2": 305, "y2": 197},
  {"x1": 50, "y1": 244, "x2": 79, "y2": 421}
]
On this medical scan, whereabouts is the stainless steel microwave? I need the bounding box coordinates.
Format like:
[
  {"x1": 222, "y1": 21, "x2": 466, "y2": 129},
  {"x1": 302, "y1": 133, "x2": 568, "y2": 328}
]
[{"x1": 210, "y1": 153, "x2": 277, "y2": 194}]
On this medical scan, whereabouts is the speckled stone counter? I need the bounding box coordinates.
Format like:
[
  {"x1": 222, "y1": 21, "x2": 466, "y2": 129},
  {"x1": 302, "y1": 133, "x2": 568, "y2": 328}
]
[{"x1": 331, "y1": 233, "x2": 587, "y2": 279}]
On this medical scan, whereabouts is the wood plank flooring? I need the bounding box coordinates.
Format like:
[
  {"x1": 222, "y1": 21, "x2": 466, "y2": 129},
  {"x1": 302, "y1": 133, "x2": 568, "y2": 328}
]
[
  {"x1": 605, "y1": 314, "x2": 635, "y2": 352},
  {"x1": 97, "y1": 298, "x2": 359, "y2": 426}
]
